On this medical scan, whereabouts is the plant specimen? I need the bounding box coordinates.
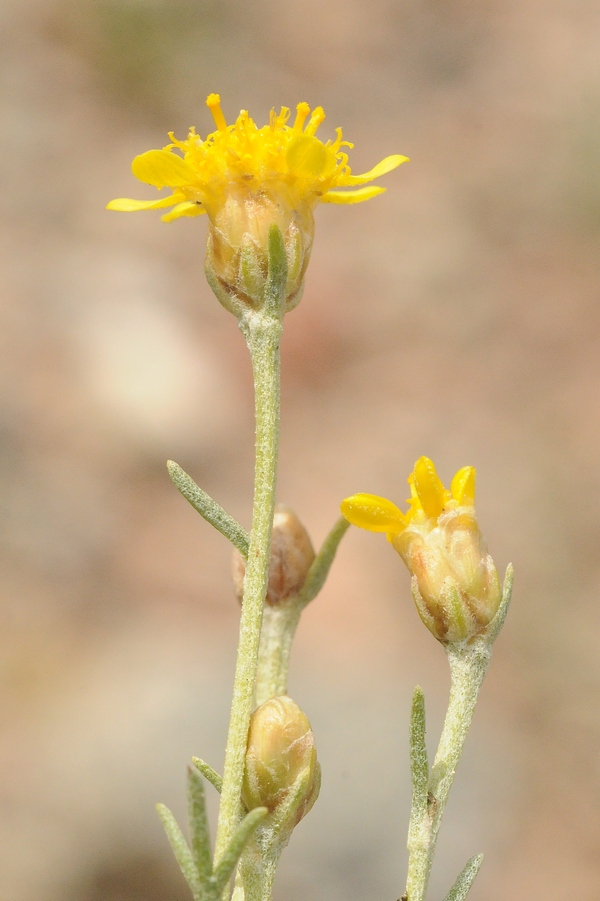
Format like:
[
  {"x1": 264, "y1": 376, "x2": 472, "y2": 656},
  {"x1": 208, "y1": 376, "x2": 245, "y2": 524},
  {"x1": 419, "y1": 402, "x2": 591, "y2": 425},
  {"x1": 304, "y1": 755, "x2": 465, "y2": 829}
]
[{"x1": 108, "y1": 94, "x2": 511, "y2": 901}]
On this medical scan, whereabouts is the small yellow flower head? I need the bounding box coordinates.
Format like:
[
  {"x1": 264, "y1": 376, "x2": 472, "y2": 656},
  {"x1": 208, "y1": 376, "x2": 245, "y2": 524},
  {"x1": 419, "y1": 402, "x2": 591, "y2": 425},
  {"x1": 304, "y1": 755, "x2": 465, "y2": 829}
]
[
  {"x1": 341, "y1": 457, "x2": 501, "y2": 644},
  {"x1": 108, "y1": 94, "x2": 408, "y2": 312},
  {"x1": 242, "y1": 695, "x2": 320, "y2": 826}
]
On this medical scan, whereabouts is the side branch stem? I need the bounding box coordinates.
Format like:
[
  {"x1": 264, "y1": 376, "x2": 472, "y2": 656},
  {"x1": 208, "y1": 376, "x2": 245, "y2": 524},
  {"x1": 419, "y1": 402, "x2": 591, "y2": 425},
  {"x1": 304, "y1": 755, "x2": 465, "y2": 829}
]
[
  {"x1": 405, "y1": 641, "x2": 491, "y2": 901},
  {"x1": 214, "y1": 310, "x2": 283, "y2": 867},
  {"x1": 254, "y1": 603, "x2": 301, "y2": 707}
]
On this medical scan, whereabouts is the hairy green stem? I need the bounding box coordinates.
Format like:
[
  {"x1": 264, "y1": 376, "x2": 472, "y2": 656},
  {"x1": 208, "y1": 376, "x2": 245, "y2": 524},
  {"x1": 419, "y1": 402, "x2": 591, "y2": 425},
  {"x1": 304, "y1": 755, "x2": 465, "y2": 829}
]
[
  {"x1": 406, "y1": 643, "x2": 490, "y2": 901},
  {"x1": 238, "y1": 841, "x2": 281, "y2": 901},
  {"x1": 405, "y1": 567, "x2": 513, "y2": 901},
  {"x1": 254, "y1": 603, "x2": 301, "y2": 706},
  {"x1": 253, "y1": 517, "x2": 351, "y2": 707},
  {"x1": 214, "y1": 309, "x2": 283, "y2": 867}
]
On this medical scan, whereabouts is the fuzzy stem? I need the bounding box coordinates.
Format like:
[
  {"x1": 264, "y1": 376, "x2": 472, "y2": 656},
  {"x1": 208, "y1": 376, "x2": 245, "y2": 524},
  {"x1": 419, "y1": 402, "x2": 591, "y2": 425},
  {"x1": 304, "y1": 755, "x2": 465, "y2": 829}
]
[
  {"x1": 253, "y1": 603, "x2": 301, "y2": 706},
  {"x1": 253, "y1": 516, "x2": 351, "y2": 707},
  {"x1": 238, "y1": 842, "x2": 282, "y2": 901},
  {"x1": 214, "y1": 309, "x2": 283, "y2": 867},
  {"x1": 405, "y1": 641, "x2": 491, "y2": 901},
  {"x1": 404, "y1": 567, "x2": 513, "y2": 901}
]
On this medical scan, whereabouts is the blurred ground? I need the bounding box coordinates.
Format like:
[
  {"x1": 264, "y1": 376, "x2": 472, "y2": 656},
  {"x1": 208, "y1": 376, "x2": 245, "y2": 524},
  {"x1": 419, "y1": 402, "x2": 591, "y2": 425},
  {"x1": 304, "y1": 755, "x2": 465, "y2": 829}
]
[{"x1": 1, "y1": 0, "x2": 600, "y2": 899}]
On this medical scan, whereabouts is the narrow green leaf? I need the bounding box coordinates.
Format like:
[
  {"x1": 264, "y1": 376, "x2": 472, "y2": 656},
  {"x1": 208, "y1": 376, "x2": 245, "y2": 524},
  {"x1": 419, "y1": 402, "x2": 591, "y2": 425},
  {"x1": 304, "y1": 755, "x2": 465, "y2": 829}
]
[
  {"x1": 443, "y1": 853, "x2": 484, "y2": 901},
  {"x1": 296, "y1": 517, "x2": 351, "y2": 608},
  {"x1": 191, "y1": 757, "x2": 223, "y2": 794},
  {"x1": 269, "y1": 762, "x2": 320, "y2": 836},
  {"x1": 487, "y1": 563, "x2": 514, "y2": 645},
  {"x1": 167, "y1": 461, "x2": 249, "y2": 558},
  {"x1": 212, "y1": 807, "x2": 268, "y2": 894},
  {"x1": 187, "y1": 767, "x2": 213, "y2": 884},
  {"x1": 264, "y1": 224, "x2": 288, "y2": 316},
  {"x1": 409, "y1": 686, "x2": 429, "y2": 826},
  {"x1": 156, "y1": 803, "x2": 202, "y2": 901}
]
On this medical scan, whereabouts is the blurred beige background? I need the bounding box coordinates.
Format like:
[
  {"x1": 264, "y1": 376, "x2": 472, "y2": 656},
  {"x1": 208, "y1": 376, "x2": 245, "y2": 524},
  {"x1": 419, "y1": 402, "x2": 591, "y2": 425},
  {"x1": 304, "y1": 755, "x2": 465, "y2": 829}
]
[{"x1": 1, "y1": 0, "x2": 600, "y2": 899}]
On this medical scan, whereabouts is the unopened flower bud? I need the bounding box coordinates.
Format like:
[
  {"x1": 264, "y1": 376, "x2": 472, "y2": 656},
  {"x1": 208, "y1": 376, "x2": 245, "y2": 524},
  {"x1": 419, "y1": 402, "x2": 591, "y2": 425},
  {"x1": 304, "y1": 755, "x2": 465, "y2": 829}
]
[
  {"x1": 242, "y1": 695, "x2": 320, "y2": 824},
  {"x1": 341, "y1": 457, "x2": 502, "y2": 645},
  {"x1": 232, "y1": 505, "x2": 315, "y2": 605},
  {"x1": 395, "y1": 506, "x2": 501, "y2": 644}
]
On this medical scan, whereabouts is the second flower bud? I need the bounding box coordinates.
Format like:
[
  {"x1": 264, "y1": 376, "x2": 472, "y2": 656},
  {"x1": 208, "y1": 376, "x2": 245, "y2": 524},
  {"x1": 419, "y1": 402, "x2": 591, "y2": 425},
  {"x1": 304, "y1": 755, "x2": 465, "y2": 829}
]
[
  {"x1": 242, "y1": 695, "x2": 321, "y2": 826},
  {"x1": 232, "y1": 505, "x2": 315, "y2": 606}
]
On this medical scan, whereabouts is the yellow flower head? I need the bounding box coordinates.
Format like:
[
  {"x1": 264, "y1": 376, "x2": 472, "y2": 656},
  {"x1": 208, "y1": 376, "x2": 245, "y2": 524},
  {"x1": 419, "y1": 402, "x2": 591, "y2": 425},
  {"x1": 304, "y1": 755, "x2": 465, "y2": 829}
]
[
  {"x1": 108, "y1": 94, "x2": 408, "y2": 311},
  {"x1": 341, "y1": 457, "x2": 501, "y2": 644}
]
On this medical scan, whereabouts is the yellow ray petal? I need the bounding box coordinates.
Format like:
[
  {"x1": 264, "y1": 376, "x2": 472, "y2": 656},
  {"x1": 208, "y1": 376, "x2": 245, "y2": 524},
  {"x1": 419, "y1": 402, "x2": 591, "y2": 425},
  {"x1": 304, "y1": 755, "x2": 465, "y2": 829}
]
[
  {"x1": 406, "y1": 473, "x2": 423, "y2": 518},
  {"x1": 106, "y1": 193, "x2": 183, "y2": 212},
  {"x1": 345, "y1": 154, "x2": 409, "y2": 186},
  {"x1": 132, "y1": 150, "x2": 197, "y2": 188},
  {"x1": 341, "y1": 493, "x2": 407, "y2": 533},
  {"x1": 321, "y1": 185, "x2": 386, "y2": 204},
  {"x1": 161, "y1": 201, "x2": 206, "y2": 223},
  {"x1": 450, "y1": 466, "x2": 476, "y2": 506},
  {"x1": 412, "y1": 457, "x2": 445, "y2": 520}
]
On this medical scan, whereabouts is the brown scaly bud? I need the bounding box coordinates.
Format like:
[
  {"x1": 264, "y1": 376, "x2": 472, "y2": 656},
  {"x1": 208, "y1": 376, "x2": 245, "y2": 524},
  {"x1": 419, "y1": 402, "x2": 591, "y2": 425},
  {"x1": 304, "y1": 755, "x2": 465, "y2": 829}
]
[
  {"x1": 232, "y1": 505, "x2": 315, "y2": 605},
  {"x1": 242, "y1": 695, "x2": 320, "y2": 825}
]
